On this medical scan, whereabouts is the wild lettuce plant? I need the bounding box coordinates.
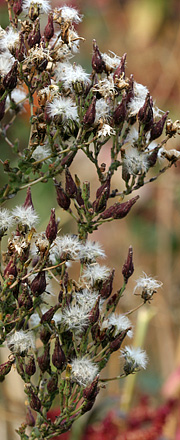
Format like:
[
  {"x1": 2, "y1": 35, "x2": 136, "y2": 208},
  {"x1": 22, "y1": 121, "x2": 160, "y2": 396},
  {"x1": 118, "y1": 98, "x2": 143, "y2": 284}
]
[{"x1": 0, "y1": 1, "x2": 180, "y2": 439}]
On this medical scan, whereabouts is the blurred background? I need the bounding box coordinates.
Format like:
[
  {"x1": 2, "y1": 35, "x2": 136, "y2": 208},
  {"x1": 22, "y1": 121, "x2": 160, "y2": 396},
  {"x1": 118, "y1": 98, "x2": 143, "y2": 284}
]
[{"x1": 1, "y1": 0, "x2": 180, "y2": 438}]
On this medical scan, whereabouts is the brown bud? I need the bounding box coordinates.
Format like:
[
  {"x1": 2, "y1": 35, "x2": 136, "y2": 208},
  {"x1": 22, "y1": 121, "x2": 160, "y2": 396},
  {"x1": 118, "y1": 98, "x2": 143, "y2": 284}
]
[
  {"x1": 109, "y1": 329, "x2": 130, "y2": 352},
  {"x1": 138, "y1": 93, "x2": 153, "y2": 132},
  {"x1": 100, "y1": 269, "x2": 115, "y2": 299},
  {"x1": 65, "y1": 168, "x2": 77, "y2": 198},
  {"x1": 23, "y1": 187, "x2": 34, "y2": 210},
  {"x1": 16, "y1": 355, "x2": 25, "y2": 380},
  {"x1": 44, "y1": 13, "x2": 54, "y2": 41},
  {"x1": 30, "y1": 392, "x2": 41, "y2": 412},
  {"x1": 3, "y1": 62, "x2": 18, "y2": 92},
  {"x1": 13, "y1": 0, "x2": 22, "y2": 15},
  {"x1": 113, "y1": 95, "x2": 127, "y2": 125},
  {"x1": 40, "y1": 306, "x2": 57, "y2": 324},
  {"x1": 92, "y1": 40, "x2": 105, "y2": 73},
  {"x1": 147, "y1": 147, "x2": 159, "y2": 168},
  {"x1": 83, "y1": 376, "x2": 99, "y2": 400},
  {"x1": 54, "y1": 179, "x2": 70, "y2": 210},
  {"x1": 93, "y1": 187, "x2": 108, "y2": 214},
  {"x1": 101, "y1": 196, "x2": 139, "y2": 220},
  {"x1": 30, "y1": 271, "x2": 46, "y2": 297},
  {"x1": 28, "y1": 18, "x2": 41, "y2": 48},
  {"x1": 89, "y1": 297, "x2": 100, "y2": 324},
  {"x1": 18, "y1": 286, "x2": 33, "y2": 310},
  {"x1": 82, "y1": 397, "x2": 96, "y2": 414},
  {"x1": 122, "y1": 246, "x2": 134, "y2": 283},
  {"x1": 83, "y1": 96, "x2": 96, "y2": 126},
  {"x1": 61, "y1": 150, "x2": 77, "y2": 167},
  {"x1": 4, "y1": 259, "x2": 17, "y2": 279},
  {"x1": 47, "y1": 373, "x2": 58, "y2": 393},
  {"x1": 113, "y1": 53, "x2": 127, "y2": 80},
  {"x1": 46, "y1": 208, "x2": 57, "y2": 243},
  {"x1": 39, "y1": 327, "x2": 51, "y2": 344},
  {"x1": 150, "y1": 111, "x2": 169, "y2": 141},
  {"x1": 52, "y1": 337, "x2": 66, "y2": 370},
  {"x1": 96, "y1": 174, "x2": 111, "y2": 199},
  {"x1": 15, "y1": 33, "x2": 27, "y2": 62},
  {"x1": 0, "y1": 98, "x2": 6, "y2": 121},
  {"x1": 0, "y1": 359, "x2": 14, "y2": 380},
  {"x1": 26, "y1": 407, "x2": 35, "y2": 427},
  {"x1": 25, "y1": 355, "x2": 36, "y2": 377},
  {"x1": 37, "y1": 344, "x2": 50, "y2": 373}
]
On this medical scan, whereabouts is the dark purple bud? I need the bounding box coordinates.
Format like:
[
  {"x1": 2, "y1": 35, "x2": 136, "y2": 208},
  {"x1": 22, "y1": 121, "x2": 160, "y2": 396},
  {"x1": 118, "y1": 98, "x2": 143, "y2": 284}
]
[
  {"x1": 147, "y1": 147, "x2": 159, "y2": 168},
  {"x1": 26, "y1": 407, "x2": 35, "y2": 427},
  {"x1": 54, "y1": 179, "x2": 71, "y2": 210},
  {"x1": 30, "y1": 271, "x2": 46, "y2": 297},
  {"x1": 18, "y1": 287, "x2": 33, "y2": 310},
  {"x1": 83, "y1": 376, "x2": 99, "y2": 400},
  {"x1": 4, "y1": 259, "x2": 17, "y2": 279},
  {"x1": 46, "y1": 208, "x2": 57, "y2": 243},
  {"x1": 83, "y1": 96, "x2": 96, "y2": 126},
  {"x1": 13, "y1": 0, "x2": 23, "y2": 15},
  {"x1": 126, "y1": 75, "x2": 134, "y2": 104},
  {"x1": 25, "y1": 355, "x2": 36, "y2": 376},
  {"x1": 89, "y1": 297, "x2": 100, "y2": 325},
  {"x1": 101, "y1": 195, "x2": 139, "y2": 220},
  {"x1": 150, "y1": 111, "x2": 169, "y2": 141},
  {"x1": 0, "y1": 98, "x2": 6, "y2": 121},
  {"x1": 28, "y1": 18, "x2": 41, "y2": 48},
  {"x1": 47, "y1": 373, "x2": 58, "y2": 393},
  {"x1": 0, "y1": 359, "x2": 14, "y2": 379},
  {"x1": 40, "y1": 305, "x2": 57, "y2": 324},
  {"x1": 82, "y1": 397, "x2": 97, "y2": 414},
  {"x1": 65, "y1": 168, "x2": 77, "y2": 198},
  {"x1": 138, "y1": 93, "x2": 153, "y2": 131},
  {"x1": 15, "y1": 33, "x2": 27, "y2": 62},
  {"x1": 93, "y1": 187, "x2": 109, "y2": 214},
  {"x1": 16, "y1": 355, "x2": 25, "y2": 380},
  {"x1": 75, "y1": 188, "x2": 84, "y2": 207},
  {"x1": 96, "y1": 174, "x2": 111, "y2": 199},
  {"x1": 61, "y1": 150, "x2": 77, "y2": 167},
  {"x1": 92, "y1": 40, "x2": 105, "y2": 73},
  {"x1": 113, "y1": 53, "x2": 127, "y2": 81},
  {"x1": 106, "y1": 291, "x2": 119, "y2": 311},
  {"x1": 37, "y1": 344, "x2": 50, "y2": 373},
  {"x1": 23, "y1": 187, "x2": 34, "y2": 210},
  {"x1": 113, "y1": 95, "x2": 127, "y2": 125},
  {"x1": 122, "y1": 246, "x2": 134, "y2": 283},
  {"x1": 52, "y1": 337, "x2": 66, "y2": 370},
  {"x1": 100, "y1": 269, "x2": 115, "y2": 299},
  {"x1": 39, "y1": 327, "x2": 51, "y2": 344},
  {"x1": 109, "y1": 329, "x2": 130, "y2": 353},
  {"x1": 3, "y1": 62, "x2": 18, "y2": 92},
  {"x1": 44, "y1": 13, "x2": 54, "y2": 41},
  {"x1": 30, "y1": 392, "x2": 41, "y2": 412}
]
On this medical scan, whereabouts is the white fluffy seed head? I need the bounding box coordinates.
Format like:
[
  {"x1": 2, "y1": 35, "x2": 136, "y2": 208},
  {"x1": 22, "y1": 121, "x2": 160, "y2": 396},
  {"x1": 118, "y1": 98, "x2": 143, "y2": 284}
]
[
  {"x1": 23, "y1": 0, "x2": 51, "y2": 13},
  {"x1": 47, "y1": 96, "x2": 79, "y2": 121},
  {"x1": 79, "y1": 240, "x2": 106, "y2": 263},
  {"x1": 102, "y1": 313, "x2": 133, "y2": 338},
  {"x1": 0, "y1": 209, "x2": 14, "y2": 231},
  {"x1": 134, "y1": 272, "x2": 163, "y2": 298},
  {"x1": 32, "y1": 145, "x2": 51, "y2": 162},
  {"x1": 123, "y1": 147, "x2": 149, "y2": 176},
  {"x1": 61, "y1": 304, "x2": 90, "y2": 333},
  {"x1": 120, "y1": 346, "x2": 148, "y2": 371},
  {"x1": 7, "y1": 330, "x2": 35, "y2": 354},
  {"x1": 49, "y1": 235, "x2": 82, "y2": 264},
  {"x1": 0, "y1": 52, "x2": 15, "y2": 76},
  {"x1": 82, "y1": 264, "x2": 111, "y2": 286},
  {"x1": 57, "y1": 6, "x2": 83, "y2": 24},
  {"x1": 0, "y1": 28, "x2": 19, "y2": 52},
  {"x1": 128, "y1": 82, "x2": 149, "y2": 117},
  {"x1": 12, "y1": 206, "x2": 39, "y2": 228},
  {"x1": 70, "y1": 357, "x2": 98, "y2": 386}
]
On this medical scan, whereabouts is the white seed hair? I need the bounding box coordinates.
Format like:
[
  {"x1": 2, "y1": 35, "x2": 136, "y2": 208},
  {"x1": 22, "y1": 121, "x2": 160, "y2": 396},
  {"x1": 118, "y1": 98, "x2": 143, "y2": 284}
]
[
  {"x1": 61, "y1": 303, "x2": 90, "y2": 333},
  {"x1": 82, "y1": 263, "x2": 111, "y2": 285},
  {"x1": 23, "y1": 0, "x2": 51, "y2": 13},
  {"x1": 47, "y1": 96, "x2": 79, "y2": 121},
  {"x1": 134, "y1": 272, "x2": 163, "y2": 295},
  {"x1": 102, "y1": 313, "x2": 133, "y2": 338},
  {"x1": 123, "y1": 146, "x2": 149, "y2": 175},
  {"x1": 7, "y1": 330, "x2": 35, "y2": 354},
  {"x1": 12, "y1": 206, "x2": 39, "y2": 228},
  {"x1": 70, "y1": 357, "x2": 98, "y2": 386},
  {"x1": 32, "y1": 145, "x2": 51, "y2": 162},
  {"x1": 0, "y1": 28, "x2": 19, "y2": 51},
  {"x1": 120, "y1": 346, "x2": 148, "y2": 370},
  {"x1": 49, "y1": 235, "x2": 82, "y2": 263},
  {"x1": 0, "y1": 209, "x2": 14, "y2": 231},
  {"x1": 79, "y1": 240, "x2": 106, "y2": 262},
  {"x1": 57, "y1": 6, "x2": 83, "y2": 24}
]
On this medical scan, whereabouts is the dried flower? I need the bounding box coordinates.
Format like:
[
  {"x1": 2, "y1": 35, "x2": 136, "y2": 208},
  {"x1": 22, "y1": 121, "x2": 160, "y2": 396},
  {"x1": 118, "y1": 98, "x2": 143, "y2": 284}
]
[
  {"x1": 70, "y1": 357, "x2": 98, "y2": 386},
  {"x1": 121, "y1": 346, "x2": 148, "y2": 374},
  {"x1": 47, "y1": 96, "x2": 79, "y2": 121},
  {"x1": 134, "y1": 272, "x2": 162, "y2": 302},
  {"x1": 82, "y1": 264, "x2": 111, "y2": 286},
  {"x1": 12, "y1": 206, "x2": 39, "y2": 228},
  {"x1": 7, "y1": 330, "x2": 35, "y2": 354}
]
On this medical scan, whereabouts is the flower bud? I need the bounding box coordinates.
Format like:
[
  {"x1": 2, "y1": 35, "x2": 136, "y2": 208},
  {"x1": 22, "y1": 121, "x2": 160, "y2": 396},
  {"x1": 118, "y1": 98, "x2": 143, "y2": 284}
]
[
  {"x1": 65, "y1": 168, "x2": 77, "y2": 198},
  {"x1": 83, "y1": 376, "x2": 99, "y2": 400},
  {"x1": 30, "y1": 271, "x2": 46, "y2": 297},
  {"x1": 0, "y1": 359, "x2": 14, "y2": 380},
  {"x1": 52, "y1": 337, "x2": 66, "y2": 370},
  {"x1": 138, "y1": 93, "x2": 153, "y2": 131},
  {"x1": 54, "y1": 179, "x2": 71, "y2": 211},
  {"x1": 3, "y1": 62, "x2": 18, "y2": 92},
  {"x1": 44, "y1": 13, "x2": 54, "y2": 41},
  {"x1": 23, "y1": 187, "x2": 34, "y2": 210},
  {"x1": 30, "y1": 392, "x2": 41, "y2": 412},
  {"x1": 101, "y1": 195, "x2": 139, "y2": 220},
  {"x1": 109, "y1": 329, "x2": 130, "y2": 353},
  {"x1": 122, "y1": 246, "x2": 134, "y2": 283},
  {"x1": 61, "y1": 150, "x2": 77, "y2": 167},
  {"x1": 150, "y1": 111, "x2": 169, "y2": 141},
  {"x1": 13, "y1": 0, "x2": 22, "y2": 15},
  {"x1": 40, "y1": 306, "x2": 58, "y2": 324},
  {"x1": 26, "y1": 407, "x2": 35, "y2": 427},
  {"x1": 100, "y1": 269, "x2": 115, "y2": 299},
  {"x1": 89, "y1": 297, "x2": 100, "y2": 325},
  {"x1": 92, "y1": 40, "x2": 105, "y2": 73},
  {"x1": 25, "y1": 355, "x2": 36, "y2": 377},
  {"x1": 0, "y1": 97, "x2": 6, "y2": 121},
  {"x1": 82, "y1": 397, "x2": 96, "y2": 414},
  {"x1": 93, "y1": 187, "x2": 108, "y2": 214},
  {"x1": 4, "y1": 259, "x2": 17, "y2": 279},
  {"x1": 18, "y1": 286, "x2": 33, "y2": 310},
  {"x1": 47, "y1": 373, "x2": 58, "y2": 393},
  {"x1": 46, "y1": 208, "x2": 57, "y2": 243},
  {"x1": 147, "y1": 147, "x2": 158, "y2": 168},
  {"x1": 27, "y1": 18, "x2": 41, "y2": 48},
  {"x1": 39, "y1": 327, "x2": 51, "y2": 344},
  {"x1": 96, "y1": 174, "x2": 111, "y2": 199},
  {"x1": 113, "y1": 53, "x2": 127, "y2": 81},
  {"x1": 37, "y1": 344, "x2": 50, "y2": 373},
  {"x1": 16, "y1": 355, "x2": 25, "y2": 380},
  {"x1": 15, "y1": 33, "x2": 27, "y2": 62},
  {"x1": 113, "y1": 95, "x2": 127, "y2": 126},
  {"x1": 83, "y1": 96, "x2": 96, "y2": 126}
]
